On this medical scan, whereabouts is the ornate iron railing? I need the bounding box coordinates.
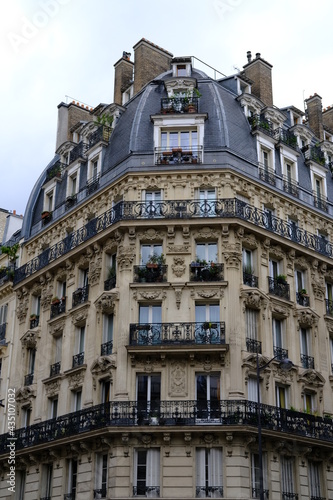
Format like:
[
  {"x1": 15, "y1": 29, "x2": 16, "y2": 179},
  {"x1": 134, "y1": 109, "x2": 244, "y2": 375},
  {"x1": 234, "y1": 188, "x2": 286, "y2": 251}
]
[
  {"x1": 300, "y1": 354, "x2": 315, "y2": 370},
  {"x1": 296, "y1": 292, "x2": 310, "y2": 307},
  {"x1": 259, "y1": 164, "x2": 276, "y2": 186},
  {"x1": 50, "y1": 362, "x2": 61, "y2": 377},
  {"x1": 104, "y1": 276, "x2": 116, "y2": 290},
  {"x1": 65, "y1": 194, "x2": 77, "y2": 210},
  {"x1": 283, "y1": 176, "x2": 299, "y2": 197},
  {"x1": 93, "y1": 487, "x2": 107, "y2": 499},
  {"x1": 160, "y1": 96, "x2": 199, "y2": 114},
  {"x1": 101, "y1": 341, "x2": 113, "y2": 356},
  {"x1": 72, "y1": 285, "x2": 89, "y2": 307},
  {"x1": 268, "y1": 277, "x2": 290, "y2": 300},
  {"x1": 326, "y1": 299, "x2": 333, "y2": 316},
  {"x1": 129, "y1": 322, "x2": 226, "y2": 346},
  {"x1": 252, "y1": 487, "x2": 269, "y2": 499},
  {"x1": 30, "y1": 316, "x2": 40, "y2": 329},
  {"x1": 155, "y1": 146, "x2": 202, "y2": 165},
  {"x1": 86, "y1": 174, "x2": 100, "y2": 195},
  {"x1": 88, "y1": 126, "x2": 112, "y2": 148},
  {"x1": 246, "y1": 338, "x2": 262, "y2": 354},
  {"x1": 13, "y1": 198, "x2": 333, "y2": 285},
  {"x1": 189, "y1": 263, "x2": 224, "y2": 282},
  {"x1": 282, "y1": 493, "x2": 298, "y2": 500},
  {"x1": 72, "y1": 352, "x2": 84, "y2": 368},
  {"x1": 313, "y1": 193, "x2": 328, "y2": 212},
  {"x1": 133, "y1": 265, "x2": 167, "y2": 283},
  {"x1": 45, "y1": 161, "x2": 65, "y2": 182},
  {"x1": 243, "y1": 271, "x2": 258, "y2": 287},
  {"x1": 50, "y1": 297, "x2": 66, "y2": 318},
  {"x1": 304, "y1": 145, "x2": 325, "y2": 166},
  {"x1": 273, "y1": 346, "x2": 288, "y2": 360},
  {"x1": 133, "y1": 486, "x2": 160, "y2": 497},
  {"x1": 248, "y1": 116, "x2": 275, "y2": 138},
  {"x1": 24, "y1": 373, "x2": 34, "y2": 386},
  {"x1": 196, "y1": 486, "x2": 223, "y2": 498},
  {"x1": 1, "y1": 400, "x2": 333, "y2": 455},
  {"x1": 276, "y1": 128, "x2": 298, "y2": 149},
  {"x1": 69, "y1": 141, "x2": 88, "y2": 164}
]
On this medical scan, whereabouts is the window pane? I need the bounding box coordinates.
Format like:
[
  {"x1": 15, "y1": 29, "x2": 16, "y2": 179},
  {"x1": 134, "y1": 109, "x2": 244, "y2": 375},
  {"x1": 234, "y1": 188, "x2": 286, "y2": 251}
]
[
  {"x1": 169, "y1": 132, "x2": 178, "y2": 148},
  {"x1": 180, "y1": 131, "x2": 190, "y2": 148}
]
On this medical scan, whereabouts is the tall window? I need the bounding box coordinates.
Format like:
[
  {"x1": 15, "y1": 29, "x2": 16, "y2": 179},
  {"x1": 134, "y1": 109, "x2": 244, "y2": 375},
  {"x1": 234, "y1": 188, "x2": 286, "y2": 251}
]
[
  {"x1": 77, "y1": 326, "x2": 85, "y2": 356},
  {"x1": 161, "y1": 130, "x2": 198, "y2": 149},
  {"x1": 95, "y1": 453, "x2": 108, "y2": 498},
  {"x1": 137, "y1": 374, "x2": 161, "y2": 418},
  {"x1": 134, "y1": 449, "x2": 160, "y2": 497},
  {"x1": 196, "y1": 448, "x2": 223, "y2": 498},
  {"x1": 196, "y1": 373, "x2": 220, "y2": 420},
  {"x1": 102, "y1": 313, "x2": 114, "y2": 355},
  {"x1": 272, "y1": 318, "x2": 285, "y2": 358},
  {"x1": 303, "y1": 392, "x2": 314, "y2": 414},
  {"x1": 41, "y1": 464, "x2": 53, "y2": 499},
  {"x1": 67, "y1": 459, "x2": 78, "y2": 499},
  {"x1": 246, "y1": 309, "x2": 259, "y2": 343},
  {"x1": 27, "y1": 348, "x2": 36, "y2": 379},
  {"x1": 248, "y1": 377, "x2": 259, "y2": 403},
  {"x1": 143, "y1": 191, "x2": 162, "y2": 217},
  {"x1": 22, "y1": 406, "x2": 31, "y2": 427},
  {"x1": 251, "y1": 453, "x2": 268, "y2": 499},
  {"x1": 140, "y1": 244, "x2": 162, "y2": 265},
  {"x1": 55, "y1": 335, "x2": 62, "y2": 366},
  {"x1": 269, "y1": 258, "x2": 280, "y2": 279},
  {"x1": 101, "y1": 379, "x2": 111, "y2": 404},
  {"x1": 308, "y1": 461, "x2": 322, "y2": 499},
  {"x1": 196, "y1": 242, "x2": 218, "y2": 263},
  {"x1": 276, "y1": 385, "x2": 288, "y2": 409},
  {"x1": 300, "y1": 328, "x2": 312, "y2": 368},
  {"x1": 281, "y1": 456, "x2": 296, "y2": 499},
  {"x1": 195, "y1": 304, "x2": 219, "y2": 324},
  {"x1": 72, "y1": 389, "x2": 82, "y2": 412},
  {"x1": 0, "y1": 303, "x2": 8, "y2": 326},
  {"x1": 295, "y1": 269, "x2": 305, "y2": 293},
  {"x1": 49, "y1": 396, "x2": 58, "y2": 419},
  {"x1": 16, "y1": 470, "x2": 26, "y2": 500}
]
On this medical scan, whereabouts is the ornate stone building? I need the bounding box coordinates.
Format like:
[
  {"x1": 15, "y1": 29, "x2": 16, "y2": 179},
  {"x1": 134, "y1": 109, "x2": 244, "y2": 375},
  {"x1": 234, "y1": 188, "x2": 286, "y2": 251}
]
[{"x1": 1, "y1": 38, "x2": 333, "y2": 499}]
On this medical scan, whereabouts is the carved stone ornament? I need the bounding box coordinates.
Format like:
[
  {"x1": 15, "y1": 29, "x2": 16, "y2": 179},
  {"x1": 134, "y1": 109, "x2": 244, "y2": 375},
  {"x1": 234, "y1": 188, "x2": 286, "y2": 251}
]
[
  {"x1": 45, "y1": 380, "x2": 61, "y2": 396},
  {"x1": 194, "y1": 227, "x2": 216, "y2": 240},
  {"x1": 223, "y1": 244, "x2": 242, "y2": 269},
  {"x1": 295, "y1": 309, "x2": 319, "y2": 329},
  {"x1": 171, "y1": 256, "x2": 186, "y2": 277},
  {"x1": 20, "y1": 330, "x2": 39, "y2": 348},
  {"x1": 68, "y1": 371, "x2": 85, "y2": 390},
  {"x1": 169, "y1": 360, "x2": 186, "y2": 397},
  {"x1": 117, "y1": 245, "x2": 135, "y2": 270},
  {"x1": 312, "y1": 282, "x2": 325, "y2": 301},
  {"x1": 241, "y1": 289, "x2": 267, "y2": 311},
  {"x1": 191, "y1": 288, "x2": 222, "y2": 299},
  {"x1": 297, "y1": 370, "x2": 325, "y2": 389},
  {"x1": 71, "y1": 305, "x2": 89, "y2": 325},
  {"x1": 16, "y1": 387, "x2": 35, "y2": 404},
  {"x1": 167, "y1": 244, "x2": 190, "y2": 253},
  {"x1": 49, "y1": 319, "x2": 65, "y2": 336},
  {"x1": 241, "y1": 233, "x2": 258, "y2": 250},
  {"x1": 88, "y1": 257, "x2": 102, "y2": 286},
  {"x1": 141, "y1": 228, "x2": 162, "y2": 242},
  {"x1": 16, "y1": 287, "x2": 29, "y2": 323},
  {"x1": 91, "y1": 357, "x2": 116, "y2": 376},
  {"x1": 172, "y1": 286, "x2": 184, "y2": 310},
  {"x1": 138, "y1": 290, "x2": 165, "y2": 301},
  {"x1": 270, "y1": 302, "x2": 290, "y2": 318},
  {"x1": 95, "y1": 292, "x2": 119, "y2": 313},
  {"x1": 269, "y1": 245, "x2": 285, "y2": 261}
]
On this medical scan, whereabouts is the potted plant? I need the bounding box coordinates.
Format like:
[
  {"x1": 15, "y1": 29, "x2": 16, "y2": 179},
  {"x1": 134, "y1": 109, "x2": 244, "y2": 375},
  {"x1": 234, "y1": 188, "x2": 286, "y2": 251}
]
[
  {"x1": 30, "y1": 313, "x2": 37, "y2": 320},
  {"x1": 300, "y1": 288, "x2": 308, "y2": 296},
  {"x1": 41, "y1": 210, "x2": 51, "y2": 219},
  {"x1": 146, "y1": 254, "x2": 165, "y2": 268},
  {"x1": 51, "y1": 296, "x2": 60, "y2": 305},
  {"x1": 276, "y1": 274, "x2": 287, "y2": 284}
]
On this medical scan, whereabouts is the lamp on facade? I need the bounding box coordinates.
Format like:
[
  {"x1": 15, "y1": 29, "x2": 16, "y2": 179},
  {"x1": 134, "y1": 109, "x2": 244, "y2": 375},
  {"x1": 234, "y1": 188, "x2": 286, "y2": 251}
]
[{"x1": 256, "y1": 351, "x2": 294, "y2": 500}]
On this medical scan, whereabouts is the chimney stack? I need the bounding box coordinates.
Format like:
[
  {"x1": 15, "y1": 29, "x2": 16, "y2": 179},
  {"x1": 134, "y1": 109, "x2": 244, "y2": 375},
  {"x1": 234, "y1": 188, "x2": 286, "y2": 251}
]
[
  {"x1": 242, "y1": 51, "x2": 273, "y2": 106},
  {"x1": 113, "y1": 52, "x2": 134, "y2": 105},
  {"x1": 323, "y1": 105, "x2": 333, "y2": 133},
  {"x1": 305, "y1": 94, "x2": 324, "y2": 140}
]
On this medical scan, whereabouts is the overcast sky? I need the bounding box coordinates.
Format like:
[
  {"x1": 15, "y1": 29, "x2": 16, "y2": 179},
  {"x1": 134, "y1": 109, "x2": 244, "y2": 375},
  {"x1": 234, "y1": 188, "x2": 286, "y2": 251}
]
[{"x1": 1, "y1": 0, "x2": 332, "y2": 216}]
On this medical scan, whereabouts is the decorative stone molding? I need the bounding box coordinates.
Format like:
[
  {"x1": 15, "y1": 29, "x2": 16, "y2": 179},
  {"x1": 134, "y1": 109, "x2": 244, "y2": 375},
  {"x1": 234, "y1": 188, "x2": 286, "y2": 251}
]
[
  {"x1": 139, "y1": 228, "x2": 163, "y2": 242},
  {"x1": 20, "y1": 330, "x2": 40, "y2": 349},
  {"x1": 269, "y1": 245, "x2": 285, "y2": 261},
  {"x1": 223, "y1": 243, "x2": 242, "y2": 269},
  {"x1": 295, "y1": 309, "x2": 319, "y2": 330},
  {"x1": 241, "y1": 289, "x2": 268, "y2": 312},
  {"x1": 117, "y1": 245, "x2": 135, "y2": 270},
  {"x1": 67, "y1": 370, "x2": 85, "y2": 390},
  {"x1": 91, "y1": 357, "x2": 115, "y2": 389},
  {"x1": 171, "y1": 256, "x2": 186, "y2": 277},
  {"x1": 16, "y1": 287, "x2": 29, "y2": 323},
  {"x1": 193, "y1": 226, "x2": 216, "y2": 241},
  {"x1": 167, "y1": 244, "x2": 190, "y2": 254},
  {"x1": 133, "y1": 289, "x2": 167, "y2": 301},
  {"x1": 169, "y1": 360, "x2": 187, "y2": 397},
  {"x1": 71, "y1": 305, "x2": 89, "y2": 325},
  {"x1": 44, "y1": 380, "x2": 61, "y2": 397},
  {"x1": 49, "y1": 319, "x2": 66, "y2": 336},
  {"x1": 190, "y1": 288, "x2": 223, "y2": 300},
  {"x1": 16, "y1": 386, "x2": 35, "y2": 404},
  {"x1": 95, "y1": 291, "x2": 119, "y2": 314},
  {"x1": 312, "y1": 282, "x2": 325, "y2": 301},
  {"x1": 172, "y1": 285, "x2": 184, "y2": 309},
  {"x1": 237, "y1": 231, "x2": 258, "y2": 250},
  {"x1": 270, "y1": 301, "x2": 291, "y2": 318},
  {"x1": 294, "y1": 256, "x2": 309, "y2": 270}
]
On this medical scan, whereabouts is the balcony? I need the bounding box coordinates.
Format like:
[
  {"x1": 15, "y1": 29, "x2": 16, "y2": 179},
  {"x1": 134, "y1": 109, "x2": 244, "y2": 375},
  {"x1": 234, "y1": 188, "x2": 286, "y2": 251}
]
[
  {"x1": 45, "y1": 161, "x2": 65, "y2": 182},
  {"x1": 268, "y1": 277, "x2": 290, "y2": 300},
  {"x1": 101, "y1": 341, "x2": 113, "y2": 356},
  {"x1": 275, "y1": 128, "x2": 298, "y2": 150},
  {"x1": 72, "y1": 285, "x2": 89, "y2": 307},
  {"x1": 196, "y1": 486, "x2": 223, "y2": 498},
  {"x1": 248, "y1": 115, "x2": 275, "y2": 138},
  {"x1": 282, "y1": 494, "x2": 298, "y2": 500},
  {"x1": 304, "y1": 145, "x2": 325, "y2": 166},
  {"x1": 14, "y1": 198, "x2": 333, "y2": 286},
  {"x1": 129, "y1": 321, "x2": 226, "y2": 346},
  {"x1": 313, "y1": 193, "x2": 328, "y2": 212},
  {"x1": 50, "y1": 362, "x2": 61, "y2": 377},
  {"x1": 41, "y1": 211, "x2": 52, "y2": 225},
  {"x1": 0, "y1": 265, "x2": 14, "y2": 286},
  {"x1": 2, "y1": 400, "x2": 333, "y2": 454},
  {"x1": 155, "y1": 146, "x2": 202, "y2": 165},
  {"x1": 133, "y1": 265, "x2": 167, "y2": 284},
  {"x1": 325, "y1": 299, "x2": 333, "y2": 316},
  {"x1": 88, "y1": 125, "x2": 112, "y2": 148},
  {"x1": 72, "y1": 352, "x2": 84, "y2": 368},
  {"x1": 104, "y1": 276, "x2": 116, "y2": 290},
  {"x1": 283, "y1": 176, "x2": 299, "y2": 197},
  {"x1": 296, "y1": 292, "x2": 310, "y2": 307},
  {"x1": 86, "y1": 174, "x2": 100, "y2": 195},
  {"x1": 160, "y1": 96, "x2": 199, "y2": 114},
  {"x1": 50, "y1": 297, "x2": 66, "y2": 318},
  {"x1": 93, "y1": 487, "x2": 107, "y2": 499},
  {"x1": 65, "y1": 194, "x2": 77, "y2": 210},
  {"x1": 29, "y1": 315, "x2": 40, "y2": 329},
  {"x1": 273, "y1": 346, "x2": 288, "y2": 360},
  {"x1": 300, "y1": 354, "x2": 314, "y2": 369},
  {"x1": 243, "y1": 271, "x2": 258, "y2": 287},
  {"x1": 24, "y1": 373, "x2": 34, "y2": 386},
  {"x1": 190, "y1": 263, "x2": 224, "y2": 282},
  {"x1": 259, "y1": 164, "x2": 276, "y2": 186},
  {"x1": 252, "y1": 488, "x2": 269, "y2": 499},
  {"x1": 246, "y1": 338, "x2": 262, "y2": 354},
  {"x1": 69, "y1": 141, "x2": 88, "y2": 164},
  {"x1": 133, "y1": 486, "x2": 160, "y2": 497}
]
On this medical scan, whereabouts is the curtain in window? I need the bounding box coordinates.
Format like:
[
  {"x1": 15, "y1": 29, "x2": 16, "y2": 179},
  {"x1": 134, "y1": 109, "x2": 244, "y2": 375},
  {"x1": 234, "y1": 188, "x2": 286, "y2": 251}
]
[
  {"x1": 308, "y1": 461, "x2": 321, "y2": 498},
  {"x1": 146, "y1": 449, "x2": 160, "y2": 496},
  {"x1": 196, "y1": 448, "x2": 207, "y2": 498},
  {"x1": 246, "y1": 309, "x2": 258, "y2": 340},
  {"x1": 281, "y1": 456, "x2": 294, "y2": 495},
  {"x1": 248, "y1": 378, "x2": 258, "y2": 402},
  {"x1": 208, "y1": 448, "x2": 223, "y2": 497}
]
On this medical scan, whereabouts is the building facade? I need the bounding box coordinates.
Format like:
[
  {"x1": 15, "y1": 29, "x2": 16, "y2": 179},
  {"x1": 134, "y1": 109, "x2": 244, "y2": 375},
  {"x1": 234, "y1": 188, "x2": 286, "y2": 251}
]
[{"x1": 1, "y1": 38, "x2": 333, "y2": 499}]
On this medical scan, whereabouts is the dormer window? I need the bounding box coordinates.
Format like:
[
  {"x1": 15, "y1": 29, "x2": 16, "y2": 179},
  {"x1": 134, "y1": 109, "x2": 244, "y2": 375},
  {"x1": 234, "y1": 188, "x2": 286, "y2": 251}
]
[
  {"x1": 176, "y1": 65, "x2": 187, "y2": 77},
  {"x1": 171, "y1": 57, "x2": 192, "y2": 78}
]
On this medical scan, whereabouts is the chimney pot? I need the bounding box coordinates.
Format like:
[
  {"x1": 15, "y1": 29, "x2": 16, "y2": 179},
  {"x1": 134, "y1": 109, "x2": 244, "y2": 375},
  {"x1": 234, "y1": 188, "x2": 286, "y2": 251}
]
[
  {"x1": 256, "y1": 52, "x2": 261, "y2": 59},
  {"x1": 247, "y1": 51, "x2": 252, "y2": 63}
]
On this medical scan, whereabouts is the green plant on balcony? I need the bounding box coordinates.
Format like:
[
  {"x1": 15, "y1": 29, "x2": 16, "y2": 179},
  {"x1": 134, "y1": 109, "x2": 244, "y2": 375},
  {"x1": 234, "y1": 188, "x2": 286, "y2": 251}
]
[
  {"x1": 146, "y1": 253, "x2": 165, "y2": 268},
  {"x1": 243, "y1": 264, "x2": 253, "y2": 275},
  {"x1": 107, "y1": 266, "x2": 116, "y2": 279},
  {"x1": 191, "y1": 257, "x2": 208, "y2": 267},
  {"x1": 51, "y1": 296, "x2": 60, "y2": 305},
  {"x1": 276, "y1": 274, "x2": 287, "y2": 284},
  {"x1": 1, "y1": 243, "x2": 19, "y2": 264},
  {"x1": 300, "y1": 288, "x2": 308, "y2": 296}
]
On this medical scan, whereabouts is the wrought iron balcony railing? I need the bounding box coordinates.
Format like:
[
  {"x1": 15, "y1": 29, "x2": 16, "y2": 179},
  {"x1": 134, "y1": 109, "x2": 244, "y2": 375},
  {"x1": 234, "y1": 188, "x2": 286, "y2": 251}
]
[
  {"x1": 268, "y1": 277, "x2": 290, "y2": 300},
  {"x1": 104, "y1": 276, "x2": 116, "y2": 290},
  {"x1": 243, "y1": 271, "x2": 258, "y2": 287},
  {"x1": 313, "y1": 193, "x2": 328, "y2": 212},
  {"x1": 93, "y1": 487, "x2": 107, "y2": 499},
  {"x1": 50, "y1": 362, "x2": 61, "y2": 377},
  {"x1": 246, "y1": 338, "x2": 262, "y2": 354},
  {"x1": 259, "y1": 164, "x2": 276, "y2": 186},
  {"x1": 273, "y1": 346, "x2": 288, "y2": 360},
  {"x1": 72, "y1": 352, "x2": 84, "y2": 368},
  {"x1": 30, "y1": 315, "x2": 40, "y2": 329},
  {"x1": 248, "y1": 115, "x2": 275, "y2": 138},
  {"x1": 133, "y1": 265, "x2": 167, "y2": 283},
  {"x1": 196, "y1": 486, "x2": 223, "y2": 498},
  {"x1": 275, "y1": 128, "x2": 298, "y2": 149},
  {"x1": 190, "y1": 263, "x2": 224, "y2": 282},
  {"x1": 129, "y1": 322, "x2": 226, "y2": 346},
  {"x1": 301, "y1": 354, "x2": 315, "y2": 370},
  {"x1": 50, "y1": 297, "x2": 66, "y2": 318},
  {"x1": 304, "y1": 145, "x2": 325, "y2": 166},
  {"x1": 282, "y1": 493, "x2": 298, "y2": 500},
  {"x1": 160, "y1": 96, "x2": 199, "y2": 114},
  {"x1": 296, "y1": 292, "x2": 310, "y2": 307},
  {"x1": 155, "y1": 146, "x2": 202, "y2": 165},
  {"x1": 101, "y1": 341, "x2": 113, "y2": 356},
  {"x1": 72, "y1": 285, "x2": 89, "y2": 307},
  {"x1": 45, "y1": 161, "x2": 65, "y2": 182},
  {"x1": 69, "y1": 141, "x2": 88, "y2": 164},
  {"x1": 0, "y1": 265, "x2": 15, "y2": 286},
  {"x1": 326, "y1": 299, "x2": 333, "y2": 316},
  {"x1": 13, "y1": 198, "x2": 333, "y2": 285},
  {"x1": 65, "y1": 194, "x2": 77, "y2": 210},
  {"x1": 88, "y1": 126, "x2": 112, "y2": 148},
  {"x1": 133, "y1": 486, "x2": 160, "y2": 497},
  {"x1": 2, "y1": 400, "x2": 333, "y2": 455},
  {"x1": 86, "y1": 173, "x2": 100, "y2": 195},
  {"x1": 24, "y1": 373, "x2": 34, "y2": 386},
  {"x1": 283, "y1": 176, "x2": 299, "y2": 197},
  {"x1": 252, "y1": 487, "x2": 269, "y2": 499},
  {"x1": 0, "y1": 323, "x2": 6, "y2": 342}
]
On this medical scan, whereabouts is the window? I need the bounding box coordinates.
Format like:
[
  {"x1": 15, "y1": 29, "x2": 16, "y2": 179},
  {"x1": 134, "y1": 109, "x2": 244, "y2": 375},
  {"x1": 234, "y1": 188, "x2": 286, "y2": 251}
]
[
  {"x1": 243, "y1": 248, "x2": 253, "y2": 274},
  {"x1": 73, "y1": 325, "x2": 85, "y2": 367},
  {"x1": 45, "y1": 189, "x2": 54, "y2": 212},
  {"x1": 81, "y1": 268, "x2": 89, "y2": 288},
  {"x1": 161, "y1": 130, "x2": 198, "y2": 149},
  {"x1": 0, "y1": 303, "x2": 8, "y2": 326},
  {"x1": 281, "y1": 456, "x2": 296, "y2": 499},
  {"x1": 195, "y1": 303, "x2": 221, "y2": 343},
  {"x1": 196, "y1": 242, "x2": 217, "y2": 263},
  {"x1": 32, "y1": 294, "x2": 41, "y2": 318},
  {"x1": 330, "y1": 337, "x2": 333, "y2": 374},
  {"x1": 89, "y1": 157, "x2": 99, "y2": 180},
  {"x1": 134, "y1": 449, "x2": 160, "y2": 497},
  {"x1": 295, "y1": 269, "x2": 305, "y2": 293},
  {"x1": 22, "y1": 406, "x2": 31, "y2": 427},
  {"x1": 68, "y1": 171, "x2": 78, "y2": 197},
  {"x1": 272, "y1": 318, "x2": 286, "y2": 359},
  {"x1": 260, "y1": 148, "x2": 274, "y2": 184},
  {"x1": 308, "y1": 461, "x2": 323, "y2": 499},
  {"x1": 196, "y1": 373, "x2": 221, "y2": 420},
  {"x1": 102, "y1": 313, "x2": 113, "y2": 355},
  {"x1": 276, "y1": 385, "x2": 288, "y2": 409},
  {"x1": 246, "y1": 309, "x2": 259, "y2": 354},
  {"x1": 49, "y1": 396, "x2": 58, "y2": 419},
  {"x1": 16, "y1": 470, "x2": 26, "y2": 500},
  {"x1": 41, "y1": 464, "x2": 53, "y2": 499},
  {"x1": 196, "y1": 448, "x2": 223, "y2": 498},
  {"x1": 94, "y1": 453, "x2": 108, "y2": 498},
  {"x1": 300, "y1": 328, "x2": 313, "y2": 369},
  {"x1": 248, "y1": 377, "x2": 259, "y2": 402},
  {"x1": 143, "y1": 190, "x2": 162, "y2": 217},
  {"x1": 66, "y1": 459, "x2": 78, "y2": 499},
  {"x1": 101, "y1": 380, "x2": 111, "y2": 404},
  {"x1": 269, "y1": 258, "x2": 280, "y2": 279},
  {"x1": 326, "y1": 282, "x2": 333, "y2": 315},
  {"x1": 251, "y1": 453, "x2": 268, "y2": 499},
  {"x1": 140, "y1": 244, "x2": 162, "y2": 265},
  {"x1": 27, "y1": 348, "x2": 36, "y2": 379},
  {"x1": 176, "y1": 64, "x2": 187, "y2": 76},
  {"x1": 264, "y1": 206, "x2": 275, "y2": 231},
  {"x1": 72, "y1": 389, "x2": 82, "y2": 411},
  {"x1": 137, "y1": 374, "x2": 161, "y2": 420},
  {"x1": 283, "y1": 161, "x2": 298, "y2": 196},
  {"x1": 303, "y1": 392, "x2": 314, "y2": 414}
]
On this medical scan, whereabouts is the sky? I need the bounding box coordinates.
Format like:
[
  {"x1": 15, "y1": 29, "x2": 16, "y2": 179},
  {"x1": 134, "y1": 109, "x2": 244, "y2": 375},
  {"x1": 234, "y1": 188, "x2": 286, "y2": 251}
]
[{"x1": 1, "y1": 0, "x2": 332, "y2": 216}]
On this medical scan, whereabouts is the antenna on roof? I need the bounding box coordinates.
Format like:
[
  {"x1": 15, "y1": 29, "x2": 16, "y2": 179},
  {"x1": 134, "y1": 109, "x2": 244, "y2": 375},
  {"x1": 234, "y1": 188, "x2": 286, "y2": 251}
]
[{"x1": 233, "y1": 65, "x2": 241, "y2": 72}]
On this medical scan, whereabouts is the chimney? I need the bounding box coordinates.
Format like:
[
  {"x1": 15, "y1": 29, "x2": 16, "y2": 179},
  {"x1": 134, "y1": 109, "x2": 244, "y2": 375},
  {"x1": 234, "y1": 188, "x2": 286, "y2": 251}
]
[
  {"x1": 132, "y1": 38, "x2": 173, "y2": 95},
  {"x1": 323, "y1": 105, "x2": 333, "y2": 133},
  {"x1": 242, "y1": 51, "x2": 273, "y2": 106},
  {"x1": 305, "y1": 94, "x2": 324, "y2": 140},
  {"x1": 113, "y1": 52, "x2": 134, "y2": 105},
  {"x1": 56, "y1": 102, "x2": 91, "y2": 151}
]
